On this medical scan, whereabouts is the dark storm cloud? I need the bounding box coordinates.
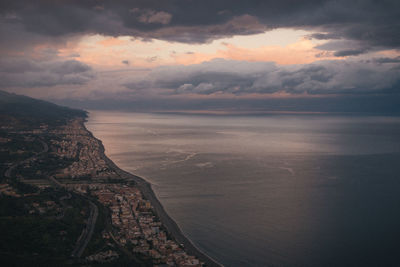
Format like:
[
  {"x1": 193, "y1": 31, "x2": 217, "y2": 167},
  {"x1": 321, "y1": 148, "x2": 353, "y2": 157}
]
[
  {"x1": 0, "y1": 0, "x2": 267, "y2": 44},
  {"x1": 307, "y1": 33, "x2": 341, "y2": 40},
  {"x1": 333, "y1": 49, "x2": 368, "y2": 57},
  {"x1": 1, "y1": 0, "x2": 399, "y2": 51},
  {"x1": 373, "y1": 57, "x2": 400, "y2": 64},
  {"x1": 315, "y1": 40, "x2": 372, "y2": 57},
  {"x1": 0, "y1": 59, "x2": 93, "y2": 88},
  {"x1": 123, "y1": 59, "x2": 400, "y2": 95}
]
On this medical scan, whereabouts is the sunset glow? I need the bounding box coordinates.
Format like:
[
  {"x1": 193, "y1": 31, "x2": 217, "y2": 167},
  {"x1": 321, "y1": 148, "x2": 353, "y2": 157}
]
[{"x1": 0, "y1": 0, "x2": 399, "y2": 113}]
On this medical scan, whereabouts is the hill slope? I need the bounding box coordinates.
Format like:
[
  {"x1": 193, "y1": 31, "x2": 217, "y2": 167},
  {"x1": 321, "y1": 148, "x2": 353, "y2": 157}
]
[{"x1": 0, "y1": 90, "x2": 86, "y2": 126}]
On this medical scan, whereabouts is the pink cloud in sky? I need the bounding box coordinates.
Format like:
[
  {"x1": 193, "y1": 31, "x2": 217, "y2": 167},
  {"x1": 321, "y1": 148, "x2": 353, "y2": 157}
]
[{"x1": 172, "y1": 38, "x2": 338, "y2": 66}]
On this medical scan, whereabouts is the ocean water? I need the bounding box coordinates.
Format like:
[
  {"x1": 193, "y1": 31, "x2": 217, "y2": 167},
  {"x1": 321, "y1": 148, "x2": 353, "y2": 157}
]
[{"x1": 86, "y1": 111, "x2": 400, "y2": 267}]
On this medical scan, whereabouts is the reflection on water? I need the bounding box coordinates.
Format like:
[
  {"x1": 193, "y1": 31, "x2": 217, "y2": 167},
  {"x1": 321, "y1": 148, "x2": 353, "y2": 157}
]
[{"x1": 86, "y1": 111, "x2": 400, "y2": 266}]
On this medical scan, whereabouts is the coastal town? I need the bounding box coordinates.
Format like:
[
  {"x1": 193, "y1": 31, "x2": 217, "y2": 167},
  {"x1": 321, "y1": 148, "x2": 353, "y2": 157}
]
[
  {"x1": 50, "y1": 118, "x2": 119, "y2": 182},
  {"x1": 54, "y1": 118, "x2": 203, "y2": 265},
  {"x1": 0, "y1": 92, "x2": 211, "y2": 266},
  {"x1": 73, "y1": 183, "x2": 202, "y2": 266}
]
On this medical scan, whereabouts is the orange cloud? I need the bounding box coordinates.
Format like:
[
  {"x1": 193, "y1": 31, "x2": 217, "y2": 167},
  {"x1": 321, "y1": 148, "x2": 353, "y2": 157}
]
[
  {"x1": 172, "y1": 38, "x2": 337, "y2": 65},
  {"x1": 49, "y1": 34, "x2": 342, "y2": 70},
  {"x1": 377, "y1": 49, "x2": 400, "y2": 57},
  {"x1": 97, "y1": 37, "x2": 128, "y2": 47}
]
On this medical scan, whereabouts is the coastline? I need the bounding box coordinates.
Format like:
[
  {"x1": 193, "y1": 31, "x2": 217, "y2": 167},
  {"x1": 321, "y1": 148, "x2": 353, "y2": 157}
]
[{"x1": 81, "y1": 118, "x2": 223, "y2": 267}]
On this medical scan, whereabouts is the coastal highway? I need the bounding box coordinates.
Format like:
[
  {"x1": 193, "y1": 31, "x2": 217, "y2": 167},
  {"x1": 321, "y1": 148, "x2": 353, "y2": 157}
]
[
  {"x1": 71, "y1": 200, "x2": 99, "y2": 258},
  {"x1": 49, "y1": 175, "x2": 99, "y2": 259}
]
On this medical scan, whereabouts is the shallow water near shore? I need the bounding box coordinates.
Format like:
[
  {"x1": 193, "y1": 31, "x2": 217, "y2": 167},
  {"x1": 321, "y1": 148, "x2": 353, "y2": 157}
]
[{"x1": 86, "y1": 111, "x2": 400, "y2": 267}]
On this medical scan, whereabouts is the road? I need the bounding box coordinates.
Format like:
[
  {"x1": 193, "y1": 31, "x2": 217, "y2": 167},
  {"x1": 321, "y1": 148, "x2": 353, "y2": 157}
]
[
  {"x1": 50, "y1": 170, "x2": 99, "y2": 259},
  {"x1": 3, "y1": 131, "x2": 99, "y2": 260},
  {"x1": 71, "y1": 200, "x2": 99, "y2": 258}
]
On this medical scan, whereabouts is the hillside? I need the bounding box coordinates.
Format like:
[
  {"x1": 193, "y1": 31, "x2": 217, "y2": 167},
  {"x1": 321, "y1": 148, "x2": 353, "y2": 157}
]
[{"x1": 0, "y1": 90, "x2": 86, "y2": 127}]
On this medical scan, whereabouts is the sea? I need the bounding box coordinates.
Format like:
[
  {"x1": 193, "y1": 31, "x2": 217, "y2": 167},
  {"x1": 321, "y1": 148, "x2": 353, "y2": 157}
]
[{"x1": 86, "y1": 111, "x2": 400, "y2": 267}]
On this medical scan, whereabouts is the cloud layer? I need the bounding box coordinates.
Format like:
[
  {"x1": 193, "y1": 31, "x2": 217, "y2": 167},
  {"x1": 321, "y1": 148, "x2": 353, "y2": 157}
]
[
  {"x1": 1, "y1": 0, "x2": 399, "y2": 53},
  {"x1": 1, "y1": 0, "x2": 399, "y2": 114},
  {"x1": 124, "y1": 58, "x2": 400, "y2": 95},
  {"x1": 0, "y1": 59, "x2": 93, "y2": 88}
]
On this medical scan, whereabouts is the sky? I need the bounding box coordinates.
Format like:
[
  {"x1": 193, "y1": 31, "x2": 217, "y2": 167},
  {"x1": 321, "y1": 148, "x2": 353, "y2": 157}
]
[{"x1": 1, "y1": 0, "x2": 400, "y2": 113}]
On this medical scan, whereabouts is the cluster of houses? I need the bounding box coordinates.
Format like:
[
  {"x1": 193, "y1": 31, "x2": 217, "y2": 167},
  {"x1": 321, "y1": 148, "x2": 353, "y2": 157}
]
[
  {"x1": 50, "y1": 119, "x2": 117, "y2": 180},
  {"x1": 91, "y1": 184, "x2": 202, "y2": 266},
  {"x1": 85, "y1": 250, "x2": 119, "y2": 263}
]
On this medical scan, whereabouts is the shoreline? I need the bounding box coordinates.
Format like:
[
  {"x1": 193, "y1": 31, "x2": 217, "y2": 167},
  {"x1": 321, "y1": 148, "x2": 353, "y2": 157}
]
[{"x1": 81, "y1": 118, "x2": 223, "y2": 267}]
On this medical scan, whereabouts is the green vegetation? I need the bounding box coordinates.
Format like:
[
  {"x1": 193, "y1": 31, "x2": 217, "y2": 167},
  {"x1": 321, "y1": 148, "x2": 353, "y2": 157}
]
[
  {"x1": 0, "y1": 90, "x2": 86, "y2": 128},
  {"x1": 0, "y1": 91, "x2": 91, "y2": 265},
  {"x1": 16, "y1": 153, "x2": 76, "y2": 179},
  {"x1": 8, "y1": 178, "x2": 38, "y2": 194},
  {"x1": 0, "y1": 189, "x2": 89, "y2": 266},
  {"x1": 83, "y1": 199, "x2": 108, "y2": 256}
]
